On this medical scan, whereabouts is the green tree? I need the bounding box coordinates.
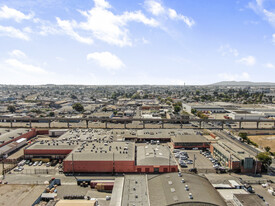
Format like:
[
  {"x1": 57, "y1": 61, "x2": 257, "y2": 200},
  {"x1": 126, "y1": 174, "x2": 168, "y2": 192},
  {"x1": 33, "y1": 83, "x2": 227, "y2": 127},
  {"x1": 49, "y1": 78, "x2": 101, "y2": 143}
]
[
  {"x1": 174, "y1": 105, "x2": 181, "y2": 113},
  {"x1": 256, "y1": 152, "x2": 272, "y2": 169},
  {"x1": 239, "y1": 132, "x2": 248, "y2": 141},
  {"x1": 72, "y1": 103, "x2": 84, "y2": 113},
  {"x1": 7, "y1": 105, "x2": 16, "y2": 113},
  {"x1": 191, "y1": 109, "x2": 197, "y2": 114},
  {"x1": 265, "y1": 146, "x2": 271, "y2": 153},
  {"x1": 49, "y1": 112, "x2": 55, "y2": 117}
]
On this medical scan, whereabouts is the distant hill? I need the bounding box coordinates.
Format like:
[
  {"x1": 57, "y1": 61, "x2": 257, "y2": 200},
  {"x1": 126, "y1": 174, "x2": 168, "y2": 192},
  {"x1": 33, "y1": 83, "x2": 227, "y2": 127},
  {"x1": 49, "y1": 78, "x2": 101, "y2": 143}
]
[{"x1": 210, "y1": 81, "x2": 275, "y2": 86}]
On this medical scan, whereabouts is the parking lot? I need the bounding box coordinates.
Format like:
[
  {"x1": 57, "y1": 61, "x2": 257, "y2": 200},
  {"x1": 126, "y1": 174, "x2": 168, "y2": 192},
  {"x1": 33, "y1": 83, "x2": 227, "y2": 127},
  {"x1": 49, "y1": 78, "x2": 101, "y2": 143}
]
[
  {"x1": 173, "y1": 149, "x2": 216, "y2": 173},
  {"x1": 253, "y1": 184, "x2": 275, "y2": 205},
  {"x1": 11, "y1": 159, "x2": 61, "y2": 175}
]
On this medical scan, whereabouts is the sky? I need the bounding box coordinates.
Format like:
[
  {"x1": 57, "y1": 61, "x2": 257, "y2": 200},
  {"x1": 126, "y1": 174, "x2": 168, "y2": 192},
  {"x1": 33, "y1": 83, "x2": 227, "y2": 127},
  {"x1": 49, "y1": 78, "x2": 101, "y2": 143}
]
[{"x1": 0, "y1": 0, "x2": 275, "y2": 85}]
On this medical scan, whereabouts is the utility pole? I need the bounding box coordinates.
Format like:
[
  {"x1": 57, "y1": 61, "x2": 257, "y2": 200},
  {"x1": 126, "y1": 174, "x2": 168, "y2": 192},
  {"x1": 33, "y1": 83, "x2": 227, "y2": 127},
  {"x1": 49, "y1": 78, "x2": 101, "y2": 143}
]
[
  {"x1": 168, "y1": 151, "x2": 170, "y2": 172},
  {"x1": 112, "y1": 152, "x2": 115, "y2": 175},
  {"x1": 193, "y1": 154, "x2": 196, "y2": 169},
  {"x1": 72, "y1": 153, "x2": 74, "y2": 176}
]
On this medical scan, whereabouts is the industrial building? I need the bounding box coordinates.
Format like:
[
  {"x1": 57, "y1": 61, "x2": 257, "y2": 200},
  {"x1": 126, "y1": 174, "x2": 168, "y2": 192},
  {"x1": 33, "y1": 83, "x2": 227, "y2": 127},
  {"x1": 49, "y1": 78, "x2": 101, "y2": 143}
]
[
  {"x1": 171, "y1": 134, "x2": 210, "y2": 149},
  {"x1": 210, "y1": 139, "x2": 261, "y2": 173},
  {"x1": 24, "y1": 141, "x2": 75, "y2": 160},
  {"x1": 24, "y1": 133, "x2": 178, "y2": 173},
  {"x1": 0, "y1": 128, "x2": 32, "y2": 147},
  {"x1": 182, "y1": 103, "x2": 226, "y2": 113},
  {"x1": 228, "y1": 111, "x2": 265, "y2": 120},
  {"x1": 136, "y1": 144, "x2": 178, "y2": 173},
  {"x1": 63, "y1": 142, "x2": 136, "y2": 173},
  {"x1": 110, "y1": 173, "x2": 226, "y2": 206}
]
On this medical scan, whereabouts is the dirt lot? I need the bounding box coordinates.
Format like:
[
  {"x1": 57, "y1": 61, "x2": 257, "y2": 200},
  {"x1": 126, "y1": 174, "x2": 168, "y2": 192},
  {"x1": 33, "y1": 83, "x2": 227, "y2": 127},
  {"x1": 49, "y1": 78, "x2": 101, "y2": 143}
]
[
  {"x1": 249, "y1": 135, "x2": 275, "y2": 152},
  {"x1": 0, "y1": 184, "x2": 45, "y2": 206}
]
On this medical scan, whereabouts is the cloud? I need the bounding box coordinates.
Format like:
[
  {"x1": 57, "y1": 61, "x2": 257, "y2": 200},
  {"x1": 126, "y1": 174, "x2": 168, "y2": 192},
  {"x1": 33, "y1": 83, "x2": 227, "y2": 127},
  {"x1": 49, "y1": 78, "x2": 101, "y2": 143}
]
[
  {"x1": 0, "y1": 5, "x2": 33, "y2": 22},
  {"x1": 9, "y1": 50, "x2": 26, "y2": 58},
  {"x1": 5, "y1": 58, "x2": 48, "y2": 74},
  {"x1": 94, "y1": 0, "x2": 111, "y2": 9},
  {"x1": 57, "y1": 0, "x2": 158, "y2": 46},
  {"x1": 249, "y1": 0, "x2": 275, "y2": 27},
  {"x1": 145, "y1": 0, "x2": 165, "y2": 16},
  {"x1": 56, "y1": 17, "x2": 93, "y2": 44},
  {"x1": 236, "y1": 56, "x2": 256, "y2": 66},
  {"x1": 218, "y1": 72, "x2": 250, "y2": 81},
  {"x1": 264, "y1": 63, "x2": 274, "y2": 68},
  {"x1": 0, "y1": 25, "x2": 30, "y2": 40},
  {"x1": 87, "y1": 51, "x2": 125, "y2": 70},
  {"x1": 145, "y1": 0, "x2": 195, "y2": 27},
  {"x1": 273, "y1": 33, "x2": 275, "y2": 43},
  {"x1": 218, "y1": 44, "x2": 239, "y2": 57}
]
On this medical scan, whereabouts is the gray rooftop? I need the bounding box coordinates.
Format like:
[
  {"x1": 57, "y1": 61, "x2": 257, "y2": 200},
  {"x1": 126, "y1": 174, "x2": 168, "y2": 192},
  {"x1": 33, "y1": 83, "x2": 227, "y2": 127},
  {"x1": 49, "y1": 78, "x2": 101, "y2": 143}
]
[
  {"x1": 172, "y1": 134, "x2": 209, "y2": 143},
  {"x1": 0, "y1": 128, "x2": 30, "y2": 144},
  {"x1": 148, "y1": 173, "x2": 226, "y2": 206},
  {"x1": 65, "y1": 141, "x2": 135, "y2": 161},
  {"x1": 136, "y1": 144, "x2": 177, "y2": 166},
  {"x1": 234, "y1": 194, "x2": 266, "y2": 206},
  {"x1": 121, "y1": 175, "x2": 149, "y2": 206},
  {"x1": 26, "y1": 141, "x2": 76, "y2": 150}
]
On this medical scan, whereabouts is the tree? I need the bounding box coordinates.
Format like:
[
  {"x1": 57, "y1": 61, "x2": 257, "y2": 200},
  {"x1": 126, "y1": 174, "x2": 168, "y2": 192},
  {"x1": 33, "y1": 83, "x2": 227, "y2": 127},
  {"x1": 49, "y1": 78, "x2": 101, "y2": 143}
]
[
  {"x1": 256, "y1": 152, "x2": 272, "y2": 170},
  {"x1": 191, "y1": 109, "x2": 197, "y2": 114},
  {"x1": 7, "y1": 105, "x2": 16, "y2": 113},
  {"x1": 49, "y1": 112, "x2": 55, "y2": 117},
  {"x1": 264, "y1": 146, "x2": 271, "y2": 153},
  {"x1": 174, "y1": 105, "x2": 181, "y2": 113},
  {"x1": 72, "y1": 103, "x2": 84, "y2": 113},
  {"x1": 239, "y1": 132, "x2": 248, "y2": 141}
]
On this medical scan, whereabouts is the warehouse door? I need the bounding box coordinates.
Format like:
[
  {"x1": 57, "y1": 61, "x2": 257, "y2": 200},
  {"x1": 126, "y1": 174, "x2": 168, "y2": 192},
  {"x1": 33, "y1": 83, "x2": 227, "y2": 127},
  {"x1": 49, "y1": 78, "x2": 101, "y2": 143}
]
[
  {"x1": 163, "y1": 168, "x2": 168, "y2": 173},
  {"x1": 154, "y1": 167, "x2": 159, "y2": 173},
  {"x1": 137, "y1": 168, "x2": 141, "y2": 173},
  {"x1": 145, "y1": 168, "x2": 150, "y2": 173}
]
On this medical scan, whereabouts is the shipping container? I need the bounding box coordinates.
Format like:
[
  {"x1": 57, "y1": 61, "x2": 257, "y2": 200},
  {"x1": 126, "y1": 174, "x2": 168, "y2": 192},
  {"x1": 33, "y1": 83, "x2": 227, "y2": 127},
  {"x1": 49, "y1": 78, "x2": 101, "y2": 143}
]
[
  {"x1": 95, "y1": 183, "x2": 114, "y2": 192},
  {"x1": 90, "y1": 180, "x2": 114, "y2": 188}
]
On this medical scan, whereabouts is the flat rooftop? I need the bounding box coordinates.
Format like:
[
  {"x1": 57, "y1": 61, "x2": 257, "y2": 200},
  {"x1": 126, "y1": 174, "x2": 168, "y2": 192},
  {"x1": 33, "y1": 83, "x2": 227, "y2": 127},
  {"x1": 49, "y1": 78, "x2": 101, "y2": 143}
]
[
  {"x1": 148, "y1": 173, "x2": 226, "y2": 206},
  {"x1": 171, "y1": 134, "x2": 209, "y2": 143},
  {"x1": 26, "y1": 141, "x2": 76, "y2": 150},
  {"x1": 0, "y1": 128, "x2": 30, "y2": 144},
  {"x1": 57, "y1": 129, "x2": 114, "y2": 142},
  {"x1": 121, "y1": 175, "x2": 149, "y2": 206},
  {"x1": 212, "y1": 138, "x2": 253, "y2": 161},
  {"x1": 136, "y1": 144, "x2": 177, "y2": 166},
  {"x1": 65, "y1": 142, "x2": 135, "y2": 161},
  {"x1": 234, "y1": 194, "x2": 266, "y2": 206}
]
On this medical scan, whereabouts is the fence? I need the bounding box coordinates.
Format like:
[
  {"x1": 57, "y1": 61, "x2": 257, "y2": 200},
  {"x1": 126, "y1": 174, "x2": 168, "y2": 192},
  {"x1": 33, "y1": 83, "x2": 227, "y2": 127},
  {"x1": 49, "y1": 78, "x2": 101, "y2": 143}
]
[{"x1": 15, "y1": 168, "x2": 56, "y2": 175}]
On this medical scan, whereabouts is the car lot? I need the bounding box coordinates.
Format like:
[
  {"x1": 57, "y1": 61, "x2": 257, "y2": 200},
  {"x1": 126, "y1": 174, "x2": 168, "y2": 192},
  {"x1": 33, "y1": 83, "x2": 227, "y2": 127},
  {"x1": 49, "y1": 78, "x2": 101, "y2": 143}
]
[
  {"x1": 173, "y1": 149, "x2": 216, "y2": 172},
  {"x1": 253, "y1": 184, "x2": 275, "y2": 205},
  {"x1": 11, "y1": 159, "x2": 61, "y2": 175}
]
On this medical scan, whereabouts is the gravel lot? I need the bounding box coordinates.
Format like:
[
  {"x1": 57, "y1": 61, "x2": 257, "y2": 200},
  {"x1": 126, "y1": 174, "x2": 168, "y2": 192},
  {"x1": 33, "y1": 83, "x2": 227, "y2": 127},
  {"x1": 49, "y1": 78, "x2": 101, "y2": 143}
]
[{"x1": 0, "y1": 184, "x2": 45, "y2": 206}]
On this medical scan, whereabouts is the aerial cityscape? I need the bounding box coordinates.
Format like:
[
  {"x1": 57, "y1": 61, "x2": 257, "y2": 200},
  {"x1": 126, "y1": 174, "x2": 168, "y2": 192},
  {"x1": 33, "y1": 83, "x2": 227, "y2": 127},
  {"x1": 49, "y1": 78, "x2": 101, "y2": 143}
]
[{"x1": 1, "y1": 0, "x2": 275, "y2": 206}]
